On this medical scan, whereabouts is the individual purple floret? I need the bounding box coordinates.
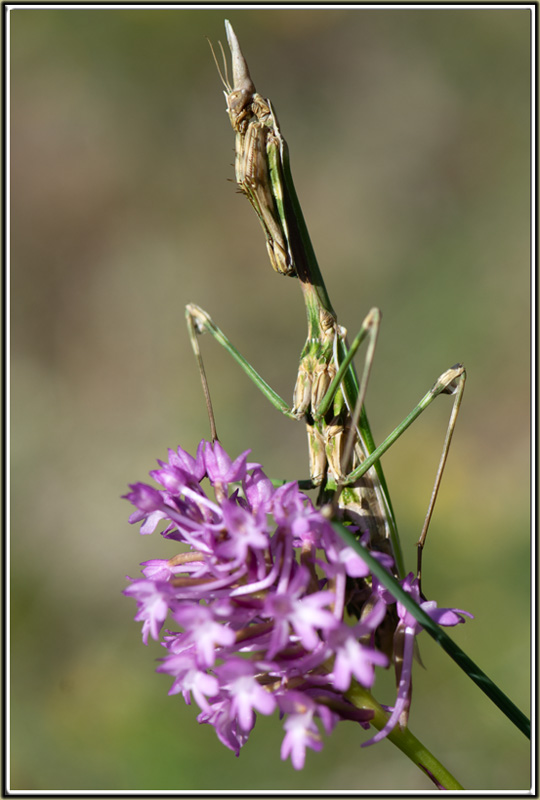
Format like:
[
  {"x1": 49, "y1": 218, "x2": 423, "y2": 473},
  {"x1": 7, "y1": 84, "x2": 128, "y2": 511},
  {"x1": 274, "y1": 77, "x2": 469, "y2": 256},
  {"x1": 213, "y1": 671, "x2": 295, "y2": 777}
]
[{"x1": 124, "y1": 440, "x2": 472, "y2": 769}]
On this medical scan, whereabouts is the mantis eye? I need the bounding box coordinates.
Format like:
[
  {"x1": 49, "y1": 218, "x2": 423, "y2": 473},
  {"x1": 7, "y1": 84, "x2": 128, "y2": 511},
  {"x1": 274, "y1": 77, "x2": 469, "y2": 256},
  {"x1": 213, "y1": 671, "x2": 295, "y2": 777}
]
[{"x1": 227, "y1": 88, "x2": 251, "y2": 117}]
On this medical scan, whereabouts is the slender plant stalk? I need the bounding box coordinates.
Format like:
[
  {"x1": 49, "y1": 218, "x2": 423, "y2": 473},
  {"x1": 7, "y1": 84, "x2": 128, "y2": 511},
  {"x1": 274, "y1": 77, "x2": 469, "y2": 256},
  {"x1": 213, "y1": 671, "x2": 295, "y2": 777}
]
[{"x1": 333, "y1": 521, "x2": 531, "y2": 740}]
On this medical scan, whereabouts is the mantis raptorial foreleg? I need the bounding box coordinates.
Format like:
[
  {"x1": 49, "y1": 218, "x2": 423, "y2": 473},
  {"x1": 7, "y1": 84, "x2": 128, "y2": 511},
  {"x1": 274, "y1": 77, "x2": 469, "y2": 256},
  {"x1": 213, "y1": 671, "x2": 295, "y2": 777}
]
[{"x1": 208, "y1": 24, "x2": 295, "y2": 277}]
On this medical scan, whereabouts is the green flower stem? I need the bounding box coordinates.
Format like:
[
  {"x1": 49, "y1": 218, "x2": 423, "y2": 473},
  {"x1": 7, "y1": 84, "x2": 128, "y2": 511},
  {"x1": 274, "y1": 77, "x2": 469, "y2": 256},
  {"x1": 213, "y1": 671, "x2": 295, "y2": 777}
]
[
  {"x1": 346, "y1": 683, "x2": 463, "y2": 790},
  {"x1": 332, "y1": 521, "x2": 531, "y2": 739}
]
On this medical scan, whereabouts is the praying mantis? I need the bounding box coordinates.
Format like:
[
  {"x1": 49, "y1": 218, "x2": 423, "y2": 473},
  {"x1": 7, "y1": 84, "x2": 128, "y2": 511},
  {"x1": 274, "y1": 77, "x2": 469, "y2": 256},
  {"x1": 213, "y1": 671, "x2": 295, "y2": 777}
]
[{"x1": 186, "y1": 20, "x2": 466, "y2": 589}]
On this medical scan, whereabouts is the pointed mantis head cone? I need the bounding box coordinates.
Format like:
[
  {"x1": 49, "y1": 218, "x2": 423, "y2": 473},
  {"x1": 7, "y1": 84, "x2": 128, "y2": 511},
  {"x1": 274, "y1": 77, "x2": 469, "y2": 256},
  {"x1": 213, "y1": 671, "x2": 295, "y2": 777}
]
[{"x1": 225, "y1": 20, "x2": 256, "y2": 96}]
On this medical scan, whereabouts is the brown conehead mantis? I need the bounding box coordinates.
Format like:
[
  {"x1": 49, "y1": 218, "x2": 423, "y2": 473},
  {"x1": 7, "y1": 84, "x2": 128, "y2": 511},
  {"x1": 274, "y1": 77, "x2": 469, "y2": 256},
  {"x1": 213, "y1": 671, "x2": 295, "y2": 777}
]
[{"x1": 186, "y1": 20, "x2": 466, "y2": 598}]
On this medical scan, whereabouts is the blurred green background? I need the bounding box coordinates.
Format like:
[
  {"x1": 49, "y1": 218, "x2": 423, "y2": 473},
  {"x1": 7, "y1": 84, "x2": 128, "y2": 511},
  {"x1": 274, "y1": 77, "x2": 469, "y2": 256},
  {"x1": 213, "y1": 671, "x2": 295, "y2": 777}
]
[{"x1": 10, "y1": 7, "x2": 531, "y2": 792}]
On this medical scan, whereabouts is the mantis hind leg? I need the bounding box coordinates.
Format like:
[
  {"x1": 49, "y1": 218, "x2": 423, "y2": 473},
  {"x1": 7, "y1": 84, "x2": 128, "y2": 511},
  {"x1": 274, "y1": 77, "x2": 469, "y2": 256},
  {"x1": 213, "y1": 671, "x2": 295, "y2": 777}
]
[{"x1": 339, "y1": 363, "x2": 466, "y2": 587}]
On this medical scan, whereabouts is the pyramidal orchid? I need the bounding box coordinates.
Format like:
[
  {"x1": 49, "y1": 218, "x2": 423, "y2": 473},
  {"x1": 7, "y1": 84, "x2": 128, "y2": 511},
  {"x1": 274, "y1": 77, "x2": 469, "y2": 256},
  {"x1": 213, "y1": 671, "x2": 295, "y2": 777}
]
[{"x1": 124, "y1": 440, "x2": 472, "y2": 778}]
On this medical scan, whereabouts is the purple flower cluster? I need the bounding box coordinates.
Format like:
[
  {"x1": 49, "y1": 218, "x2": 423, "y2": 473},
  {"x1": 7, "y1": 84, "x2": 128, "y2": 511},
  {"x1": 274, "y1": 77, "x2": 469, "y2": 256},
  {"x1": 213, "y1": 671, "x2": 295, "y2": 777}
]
[{"x1": 124, "y1": 440, "x2": 472, "y2": 769}]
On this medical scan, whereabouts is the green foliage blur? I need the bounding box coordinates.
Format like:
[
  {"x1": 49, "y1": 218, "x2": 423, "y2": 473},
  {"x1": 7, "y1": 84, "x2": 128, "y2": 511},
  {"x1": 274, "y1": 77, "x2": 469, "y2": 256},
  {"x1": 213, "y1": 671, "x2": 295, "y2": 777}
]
[{"x1": 10, "y1": 7, "x2": 530, "y2": 791}]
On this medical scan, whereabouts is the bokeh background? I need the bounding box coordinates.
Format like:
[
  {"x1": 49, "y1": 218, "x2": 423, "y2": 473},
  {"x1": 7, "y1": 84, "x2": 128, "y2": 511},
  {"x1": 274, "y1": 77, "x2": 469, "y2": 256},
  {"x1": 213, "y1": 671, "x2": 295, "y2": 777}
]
[{"x1": 10, "y1": 7, "x2": 531, "y2": 792}]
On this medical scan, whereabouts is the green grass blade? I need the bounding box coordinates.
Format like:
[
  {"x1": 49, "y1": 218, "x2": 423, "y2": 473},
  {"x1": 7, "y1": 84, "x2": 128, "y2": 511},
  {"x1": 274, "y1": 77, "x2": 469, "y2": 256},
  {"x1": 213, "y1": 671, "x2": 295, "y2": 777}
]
[{"x1": 331, "y1": 520, "x2": 531, "y2": 739}]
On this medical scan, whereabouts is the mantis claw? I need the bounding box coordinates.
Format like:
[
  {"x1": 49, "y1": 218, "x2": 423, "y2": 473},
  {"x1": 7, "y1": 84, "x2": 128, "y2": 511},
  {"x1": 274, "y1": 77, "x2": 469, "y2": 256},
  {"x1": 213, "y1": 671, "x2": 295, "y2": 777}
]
[{"x1": 208, "y1": 22, "x2": 296, "y2": 278}]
